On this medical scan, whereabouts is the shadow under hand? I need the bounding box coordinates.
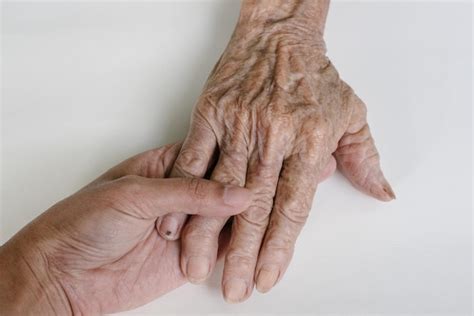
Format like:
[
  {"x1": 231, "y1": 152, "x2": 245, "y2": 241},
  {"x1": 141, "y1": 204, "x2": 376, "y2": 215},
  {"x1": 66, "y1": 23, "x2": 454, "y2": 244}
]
[{"x1": 205, "y1": 221, "x2": 233, "y2": 294}]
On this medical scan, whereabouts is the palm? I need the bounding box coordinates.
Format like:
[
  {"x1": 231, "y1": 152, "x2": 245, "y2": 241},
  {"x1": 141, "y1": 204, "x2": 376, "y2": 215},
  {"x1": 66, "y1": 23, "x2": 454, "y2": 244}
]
[
  {"x1": 43, "y1": 198, "x2": 186, "y2": 313},
  {"x1": 42, "y1": 145, "x2": 188, "y2": 313},
  {"x1": 79, "y1": 227, "x2": 185, "y2": 313}
]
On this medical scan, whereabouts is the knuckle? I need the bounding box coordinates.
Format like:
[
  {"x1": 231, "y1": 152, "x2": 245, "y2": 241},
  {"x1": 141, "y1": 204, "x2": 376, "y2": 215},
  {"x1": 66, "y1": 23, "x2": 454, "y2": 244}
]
[
  {"x1": 174, "y1": 149, "x2": 208, "y2": 177},
  {"x1": 313, "y1": 119, "x2": 330, "y2": 140},
  {"x1": 253, "y1": 123, "x2": 286, "y2": 151},
  {"x1": 182, "y1": 219, "x2": 222, "y2": 242},
  {"x1": 252, "y1": 141, "x2": 285, "y2": 172},
  {"x1": 213, "y1": 172, "x2": 242, "y2": 186},
  {"x1": 238, "y1": 192, "x2": 273, "y2": 227},
  {"x1": 239, "y1": 209, "x2": 269, "y2": 228},
  {"x1": 195, "y1": 96, "x2": 216, "y2": 118},
  {"x1": 273, "y1": 203, "x2": 309, "y2": 226},
  {"x1": 256, "y1": 154, "x2": 281, "y2": 172},
  {"x1": 220, "y1": 143, "x2": 248, "y2": 165},
  {"x1": 263, "y1": 231, "x2": 295, "y2": 254},
  {"x1": 112, "y1": 175, "x2": 142, "y2": 197},
  {"x1": 344, "y1": 84, "x2": 368, "y2": 117},
  {"x1": 143, "y1": 146, "x2": 168, "y2": 160},
  {"x1": 212, "y1": 161, "x2": 245, "y2": 186},
  {"x1": 253, "y1": 188, "x2": 275, "y2": 207},
  {"x1": 95, "y1": 175, "x2": 142, "y2": 211},
  {"x1": 186, "y1": 178, "x2": 211, "y2": 202},
  {"x1": 226, "y1": 251, "x2": 255, "y2": 272}
]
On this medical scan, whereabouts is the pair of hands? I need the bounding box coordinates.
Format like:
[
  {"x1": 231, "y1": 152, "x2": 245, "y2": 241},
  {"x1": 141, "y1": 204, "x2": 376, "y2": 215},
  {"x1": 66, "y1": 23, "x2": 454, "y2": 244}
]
[
  {"x1": 0, "y1": 143, "x2": 333, "y2": 314},
  {"x1": 156, "y1": 0, "x2": 394, "y2": 304},
  {"x1": 1, "y1": 0, "x2": 394, "y2": 314}
]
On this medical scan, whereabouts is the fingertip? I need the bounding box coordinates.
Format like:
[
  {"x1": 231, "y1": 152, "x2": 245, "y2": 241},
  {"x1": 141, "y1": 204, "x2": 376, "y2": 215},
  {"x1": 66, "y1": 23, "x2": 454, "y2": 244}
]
[
  {"x1": 180, "y1": 216, "x2": 225, "y2": 285},
  {"x1": 222, "y1": 278, "x2": 249, "y2": 303},
  {"x1": 381, "y1": 183, "x2": 396, "y2": 201},
  {"x1": 255, "y1": 265, "x2": 280, "y2": 293},
  {"x1": 184, "y1": 256, "x2": 211, "y2": 284},
  {"x1": 370, "y1": 180, "x2": 396, "y2": 202},
  {"x1": 384, "y1": 184, "x2": 396, "y2": 200},
  {"x1": 157, "y1": 215, "x2": 182, "y2": 240}
]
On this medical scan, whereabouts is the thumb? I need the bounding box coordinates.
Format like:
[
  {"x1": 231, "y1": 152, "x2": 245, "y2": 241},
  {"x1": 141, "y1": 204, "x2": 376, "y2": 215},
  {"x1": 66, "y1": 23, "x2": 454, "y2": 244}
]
[
  {"x1": 334, "y1": 83, "x2": 395, "y2": 201},
  {"x1": 111, "y1": 176, "x2": 253, "y2": 219}
]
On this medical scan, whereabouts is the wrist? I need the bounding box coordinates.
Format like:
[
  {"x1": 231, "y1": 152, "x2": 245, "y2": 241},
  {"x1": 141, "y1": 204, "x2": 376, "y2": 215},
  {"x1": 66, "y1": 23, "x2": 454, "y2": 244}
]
[
  {"x1": 0, "y1": 236, "x2": 72, "y2": 315},
  {"x1": 238, "y1": 0, "x2": 329, "y2": 39}
]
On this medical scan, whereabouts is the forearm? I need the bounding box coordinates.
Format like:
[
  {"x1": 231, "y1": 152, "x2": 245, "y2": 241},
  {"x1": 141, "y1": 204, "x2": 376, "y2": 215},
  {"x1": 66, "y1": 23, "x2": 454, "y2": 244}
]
[
  {"x1": 0, "y1": 236, "x2": 72, "y2": 315},
  {"x1": 239, "y1": 0, "x2": 330, "y2": 35}
]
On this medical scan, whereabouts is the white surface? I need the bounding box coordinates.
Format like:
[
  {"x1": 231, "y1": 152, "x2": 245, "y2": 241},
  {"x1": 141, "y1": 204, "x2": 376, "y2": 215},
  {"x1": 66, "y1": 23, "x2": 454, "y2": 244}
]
[{"x1": 1, "y1": 1, "x2": 472, "y2": 315}]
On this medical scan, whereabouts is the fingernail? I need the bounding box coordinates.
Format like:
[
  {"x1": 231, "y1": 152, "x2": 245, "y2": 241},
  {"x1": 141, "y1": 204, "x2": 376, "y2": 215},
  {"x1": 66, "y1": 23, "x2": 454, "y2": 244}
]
[
  {"x1": 382, "y1": 184, "x2": 396, "y2": 200},
  {"x1": 223, "y1": 186, "x2": 251, "y2": 208},
  {"x1": 223, "y1": 278, "x2": 248, "y2": 303},
  {"x1": 256, "y1": 265, "x2": 280, "y2": 293},
  {"x1": 159, "y1": 216, "x2": 179, "y2": 240},
  {"x1": 186, "y1": 256, "x2": 210, "y2": 284}
]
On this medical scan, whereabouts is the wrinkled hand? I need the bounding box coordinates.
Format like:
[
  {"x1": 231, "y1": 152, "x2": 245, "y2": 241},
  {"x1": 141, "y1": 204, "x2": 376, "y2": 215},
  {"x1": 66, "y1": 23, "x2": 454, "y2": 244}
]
[
  {"x1": 0, "y1": 144, "x2": 252, "y2": 315},
  {"x1": 157, "y1": 0, "x2": 395, "y2": 303}
]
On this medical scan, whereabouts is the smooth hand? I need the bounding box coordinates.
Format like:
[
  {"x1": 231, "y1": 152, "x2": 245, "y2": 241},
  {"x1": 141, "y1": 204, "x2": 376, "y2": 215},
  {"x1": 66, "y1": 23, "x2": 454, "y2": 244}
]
[
  {"x1": 157, "y1": 0, "x2": 395, "y2": 303},
  {"x1": 0, "y1": 144, "x2": 252, "y2": 315}
]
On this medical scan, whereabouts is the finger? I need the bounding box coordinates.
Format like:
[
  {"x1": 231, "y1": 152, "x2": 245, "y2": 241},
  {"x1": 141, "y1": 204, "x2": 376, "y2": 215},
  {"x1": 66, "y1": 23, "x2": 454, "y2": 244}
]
[
  {"x1": 222, "y1": 148, "x2": 284, "y2": 303},
  {"x1": 334, "y1": 86, "x2": 395, "y2": 201},
  {"x1": 180, "y1": 216, "x2": 229, "y2": 283},
  {"x1": 108, "y1": 176, "x2": 252, "y2": 219},
  {"x1": 255, "y1": 154, "x2": 322, "y2": 293},
  {"x1": 181, "y1": 134, "x2": 248, "y2": 284},
  {"x1": 158, "y1": 119, "x2": 217, "y2": 240}
]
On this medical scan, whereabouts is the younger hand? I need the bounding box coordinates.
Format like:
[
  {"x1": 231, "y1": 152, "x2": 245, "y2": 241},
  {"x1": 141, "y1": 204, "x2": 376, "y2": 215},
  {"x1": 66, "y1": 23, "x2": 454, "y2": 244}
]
[{"x1": 0, "y1": 143, "x2": 252, "y2": 315}]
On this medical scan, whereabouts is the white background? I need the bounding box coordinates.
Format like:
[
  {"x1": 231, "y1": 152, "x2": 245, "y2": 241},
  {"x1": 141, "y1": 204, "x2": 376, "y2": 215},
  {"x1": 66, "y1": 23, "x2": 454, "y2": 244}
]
[{"x1": 1, "y1": 1, "x2": 472, "y2": 315}]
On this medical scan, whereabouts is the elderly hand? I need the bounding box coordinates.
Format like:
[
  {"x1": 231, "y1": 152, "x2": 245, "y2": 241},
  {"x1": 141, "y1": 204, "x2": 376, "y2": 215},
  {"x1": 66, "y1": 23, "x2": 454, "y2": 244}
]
[
  {"x1": 157, "y1": 0, "x2": 395, "y2": 303},
  {"x1": 0, "y1": 144, "x2": 252, "y2": 315}
]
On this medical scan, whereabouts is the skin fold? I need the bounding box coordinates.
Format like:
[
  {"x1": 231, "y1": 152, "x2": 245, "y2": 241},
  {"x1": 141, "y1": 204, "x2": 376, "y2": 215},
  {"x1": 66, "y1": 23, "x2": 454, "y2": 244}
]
[
  {"x1": 0, "y1": 144, "x2": 254, "y2": 315},
  {"x1": 157, "y1": 0, "x2": 395, "y2": 303}
]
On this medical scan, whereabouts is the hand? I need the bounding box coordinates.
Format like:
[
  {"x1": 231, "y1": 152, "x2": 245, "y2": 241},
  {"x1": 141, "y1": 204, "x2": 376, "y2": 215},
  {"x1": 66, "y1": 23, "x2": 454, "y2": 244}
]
[
  {"x1": 157, "y1": 0, "x2": 395, "y2": 303},
  {"x1": 0, "y1": 143, "x2": 252, "y2": 314}
]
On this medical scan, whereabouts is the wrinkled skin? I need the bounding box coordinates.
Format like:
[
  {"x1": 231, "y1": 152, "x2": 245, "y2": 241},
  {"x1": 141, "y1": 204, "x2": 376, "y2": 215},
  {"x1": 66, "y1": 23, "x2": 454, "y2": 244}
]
[
  {"x1": 157, "y1": 0, "x2": 395, "y2": 303},
  {"x1": 0, "y1": 144, "x2": 254, "y2": 315}
]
